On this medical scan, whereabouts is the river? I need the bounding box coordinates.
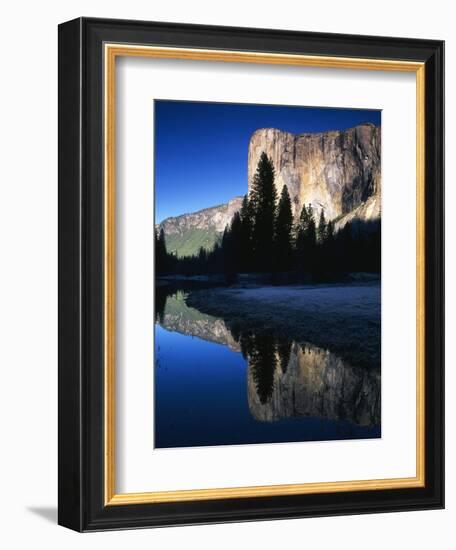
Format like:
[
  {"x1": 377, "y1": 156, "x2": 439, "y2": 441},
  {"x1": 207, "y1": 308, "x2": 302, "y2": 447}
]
[{"x1": 154, "y1": 285, "x2": 380, "y2": 448}]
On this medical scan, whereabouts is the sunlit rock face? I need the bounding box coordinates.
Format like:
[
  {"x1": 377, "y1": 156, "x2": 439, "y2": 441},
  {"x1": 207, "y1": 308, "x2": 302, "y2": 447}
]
[
  {"x1": 158, "y1": 124, "x2": 381, "y2": 257},
  {"x1": 247, "y1": 342, "x2": 380, "y2": 427},
  {"x1": 248, "y1": 124, "x2": 381, "y2": 222},
  {"x1": 159, "y1": 197, "x2": 243, "y2": 235}
]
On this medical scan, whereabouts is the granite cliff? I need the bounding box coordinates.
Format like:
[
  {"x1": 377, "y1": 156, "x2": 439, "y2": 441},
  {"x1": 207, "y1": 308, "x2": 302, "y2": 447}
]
[
  {"x1": 158, "y1": 123, "x2": 381, "y2": 256},
  {"x1": 248, "y1": 123, "x2": 381, "y2": 225}
]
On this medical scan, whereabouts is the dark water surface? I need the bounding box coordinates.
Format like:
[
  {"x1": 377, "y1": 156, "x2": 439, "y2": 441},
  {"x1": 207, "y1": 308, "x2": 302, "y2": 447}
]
[{"x1": 154, "y1": 285, "x2": 380, "y2": 449}]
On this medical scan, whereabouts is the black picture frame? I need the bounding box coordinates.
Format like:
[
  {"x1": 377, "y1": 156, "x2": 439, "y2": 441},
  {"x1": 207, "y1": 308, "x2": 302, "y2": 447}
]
[{"x1": 58, "y1": 17, "x2": 444, "y2": 531}]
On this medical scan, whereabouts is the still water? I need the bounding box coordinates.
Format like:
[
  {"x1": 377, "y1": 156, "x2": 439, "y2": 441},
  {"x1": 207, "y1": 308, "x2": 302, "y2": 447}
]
[{"x1": 155, "y1": 287, "x2": 380, "y2": 449}]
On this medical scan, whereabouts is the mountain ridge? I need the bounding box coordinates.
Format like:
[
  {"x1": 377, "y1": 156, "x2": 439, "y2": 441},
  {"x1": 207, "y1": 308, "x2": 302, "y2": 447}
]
[{"x1": 158, "y1": 196, "x2": 243, "y2": 257}]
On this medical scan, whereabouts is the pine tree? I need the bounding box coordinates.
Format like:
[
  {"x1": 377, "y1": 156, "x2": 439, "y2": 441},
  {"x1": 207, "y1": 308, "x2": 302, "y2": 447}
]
[
  {"x1": 295, "y1": 203, "x2": 316, "y2": 273},
  {"x1": 275, "y1": 185, "x2": 294, "y2": 271},
  {"x1": 317, "y1": 208, "x2": 327, "y2": 244},
  {"x1": 326, "y1": 219, "x2": 334, "y2": 242},
  {"x1": 155, "y1": 228, "x2": 168, "y2": 274},
  {"x1": 197, "y1": 246, "x2": 207, "y2": 268},
  {"x1": 295, "y1": 204, "x2": 307, "y2": 259},
  {"x1": 221, "y1": 225, "x2": 231, "y2": 274},
  {"x1": 228, "y1": 211, "x2": 242, "y2": 273},
  {"x1": 239, "y1": 194, "x2": 253, "y2": 272},
  {"x1": 339, "y1": 223, "x2": 353, "y2": 272},
  {"x1": 307, "y1": 209, "x2": 317, "y2": 270},
  {"x1": 249, "y1": 152, "x2": 277, "y2": 272}
]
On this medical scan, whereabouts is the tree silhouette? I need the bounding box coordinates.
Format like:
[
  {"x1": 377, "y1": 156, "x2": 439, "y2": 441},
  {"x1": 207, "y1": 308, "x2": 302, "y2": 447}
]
[
  {"x1": 239, "y1": 194, "x2": 253, "y2": 272},
  {"x1": 154, "y1": 284, "x2": 168, "y2": 323},
  {"x1": 225, "y1": 211, "x2": 243, "y2": 274},
  {"x1": 155, "y1": 156, "x2": 381, "y2": 280},
  {"x1": 294, "y1": 203, "x2": 307, "y2": 263},
  {"x1": 277, "y1": 339, "x2": 292, "y2": 374},
  {"x1": 317, "y1": 208, "x2": 327, "y2": 244},
  {"x1": 275, "y1": 185, "x2": 294, "y2": 271},
  {"x1": 295, "y1": 203, "x2": 317, "y2": 273},
  {"x1": 155, "y1": 228, "x2": 168, "y2": 274},
  {"x1": 326, "y1": 219, "x2": 335, "y2": 242},
  {"x1": 249, "y1": 152, "x2": 277, "y2": 272},
  {"x1": 246, "y1": 332, "x2": 277, "y2": 404}
]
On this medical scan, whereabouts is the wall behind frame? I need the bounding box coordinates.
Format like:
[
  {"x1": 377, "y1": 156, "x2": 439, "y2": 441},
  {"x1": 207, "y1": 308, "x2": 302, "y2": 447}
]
[{"x1": 0, "y1": 1, "x2": 451, "y2": 549}]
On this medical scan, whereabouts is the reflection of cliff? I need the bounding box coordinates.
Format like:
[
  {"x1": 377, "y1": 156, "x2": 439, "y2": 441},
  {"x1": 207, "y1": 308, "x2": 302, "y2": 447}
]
[
  {"x1": 156, "y1": 286, "x2": 380, "y2": 429},
  {"x1": 246, "y1": 340, "x2": 380, "y2": 427},
  {"x1": 159, "y1": 290, "x2": 240, "y2": 352}
]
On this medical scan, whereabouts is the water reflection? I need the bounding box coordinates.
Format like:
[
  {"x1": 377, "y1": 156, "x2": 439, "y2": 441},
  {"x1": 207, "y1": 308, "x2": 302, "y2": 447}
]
[
  {"x1": 156, "y1": 284, "x2": 240, "y2": 351},
  {"x1": 241, "y1": 332, "x2": 277, "y2": 405},
  {"x1": 155, "y1": 285, "x2": 167, "y2": 324},
  {"x1": 246, "y1": 339, "x2": 380, "y2": 426},
  {"x1": 156, "y1": 284, "x2": 380, "y2": 430}
]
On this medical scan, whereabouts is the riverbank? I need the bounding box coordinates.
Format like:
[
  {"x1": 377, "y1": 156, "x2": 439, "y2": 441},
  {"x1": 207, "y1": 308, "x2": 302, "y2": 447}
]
[{"x1": 186, "y1": 282, "x2": 380, "y2": 370}]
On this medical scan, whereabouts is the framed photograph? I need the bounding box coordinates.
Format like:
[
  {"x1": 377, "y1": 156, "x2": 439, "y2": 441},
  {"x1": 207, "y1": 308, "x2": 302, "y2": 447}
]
[{"x1": 58, "y1": 17, "x2": 444, "y2": 531}]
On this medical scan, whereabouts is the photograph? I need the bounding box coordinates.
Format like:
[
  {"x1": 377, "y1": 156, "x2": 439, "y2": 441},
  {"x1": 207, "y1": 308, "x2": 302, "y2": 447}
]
[
  {"x1": 0, "y1": 0, "x2": 447, "y2": 541},
  {"x1": 154, "y1": 100, "x2": 382, "y2": 449}
]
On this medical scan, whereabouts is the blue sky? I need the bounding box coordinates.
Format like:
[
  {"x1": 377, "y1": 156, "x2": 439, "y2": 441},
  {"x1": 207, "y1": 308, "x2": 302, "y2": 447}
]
[{"x1": 155, "y1": 100, "x2": 381, "y2": 223}]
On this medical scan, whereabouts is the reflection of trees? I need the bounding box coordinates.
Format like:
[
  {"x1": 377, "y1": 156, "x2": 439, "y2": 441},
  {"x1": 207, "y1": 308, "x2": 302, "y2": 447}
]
[
  {"x1": 235, "y1": 331, "x2": 292, "y2": 404},
  {"x1": 155, "y1": 286, "x2": 168, "y2": 323},
  {"x1": 156, "y1": 283, "x2": 205, "y2": 324},
  {"x1": 156, "y1": 282, "x2": 226, "y2": 324},
  {"x1": 249, "y1": 334, "x2": 276, "y2": 404},
  {"x1": 155, "y1": 287, "x2": 280, "y2": 406},
  {"x1": 246, "y1": 339, "x2": 381, "y2": 426},
  {"x1": 155, "y1": 286, "x2": 380, "y2": 427},
  {"x1": 277, "y1": 340, "x2": 292, "y2": 373}
]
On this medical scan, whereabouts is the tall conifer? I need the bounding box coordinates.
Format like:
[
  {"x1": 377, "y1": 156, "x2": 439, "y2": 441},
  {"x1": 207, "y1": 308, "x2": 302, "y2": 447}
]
[
  {"x1": 239, "y1": 194, "x2": 253, "y2": 272},
  {"x1": 156, "y1": 228, "x2": 168, "y2": 274},
  {"x1": 317, "y1": 208, "x2": 327, "y2": 244},
  {"x1": 275, "y1": 185, "x2": 294, "y2": 271},
  {"x1": 249, "y1": 152, "x2": 277, "y2": 272}
]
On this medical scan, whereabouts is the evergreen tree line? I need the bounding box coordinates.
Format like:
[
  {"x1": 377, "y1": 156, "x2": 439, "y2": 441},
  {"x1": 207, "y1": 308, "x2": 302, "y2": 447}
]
[{"x1": 156, "y1": 152, "x2": 380, "y2": 279}]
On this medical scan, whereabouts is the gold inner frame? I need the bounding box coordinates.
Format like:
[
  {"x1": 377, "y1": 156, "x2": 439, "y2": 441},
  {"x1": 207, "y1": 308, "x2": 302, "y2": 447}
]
[{"x1": 104, "y1": 44, "x2": 426, "y2": 506}]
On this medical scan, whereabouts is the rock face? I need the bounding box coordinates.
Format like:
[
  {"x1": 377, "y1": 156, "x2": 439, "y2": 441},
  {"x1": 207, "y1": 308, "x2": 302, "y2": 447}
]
[
  {"x1": 158, "y1": 123, "x2": 381, "y2": 256},
  {"x1": 158, "y1": 196, "x2": 243, "y2": 257},
  {"x1": 248, "y1": 124, "x2": 381, "y2": 223},
  {"x1": 160, "y1": 196, "x2": 243, "y2": 235},
  {"x1": 247, "y1": 342, "x2": 380, "y2": 427}
]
